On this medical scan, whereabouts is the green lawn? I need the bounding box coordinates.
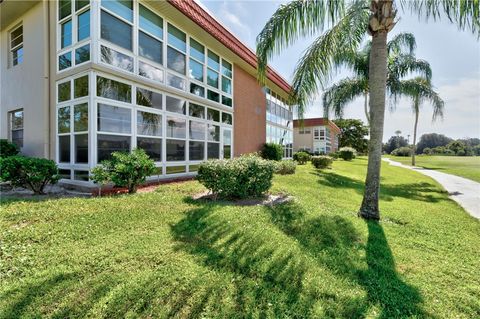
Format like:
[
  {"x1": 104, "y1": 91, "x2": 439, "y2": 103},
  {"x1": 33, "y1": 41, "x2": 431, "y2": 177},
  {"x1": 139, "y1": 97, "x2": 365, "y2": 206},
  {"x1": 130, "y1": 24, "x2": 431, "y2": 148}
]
[
  {"x1": 1, "y1": 159, "x2": 479, "y2": 318},
  {"x1": 386, "y1": 155, "x2": 480, "y2": 183}
]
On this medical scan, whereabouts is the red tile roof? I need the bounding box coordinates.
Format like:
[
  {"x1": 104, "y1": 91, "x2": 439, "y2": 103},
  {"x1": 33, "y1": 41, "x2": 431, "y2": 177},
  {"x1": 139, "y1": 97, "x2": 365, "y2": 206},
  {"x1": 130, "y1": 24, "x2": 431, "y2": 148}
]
[
  {"x1": 293, "y1": 118, "x2": 341, "y2": 134},
  {"x1": 167, "y1": 0, "x2": 291, "y2": 94}
]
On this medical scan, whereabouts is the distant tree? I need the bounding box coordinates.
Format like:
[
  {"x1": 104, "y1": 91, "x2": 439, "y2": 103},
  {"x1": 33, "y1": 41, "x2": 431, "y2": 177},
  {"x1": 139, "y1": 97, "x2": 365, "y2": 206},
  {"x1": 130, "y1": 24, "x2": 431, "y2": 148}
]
[
  {"x1": 447, "y1": 140, "x2": 467, "y2": 155},
  {"x1": 384, "y1": 135, "x2": 408, "y2": 154},
  {"x1": 473, "y1": 145, "x2": 480, "y2": 156},
  {"x1": 333, "y1": 119, "x2": 369, "y2": 154},
  {"x1": 394, "y1": 130, "x2": 402, "y2": 137},
  {"x1": 415, "y1": 133, "x2": 452, "y2": 154}
]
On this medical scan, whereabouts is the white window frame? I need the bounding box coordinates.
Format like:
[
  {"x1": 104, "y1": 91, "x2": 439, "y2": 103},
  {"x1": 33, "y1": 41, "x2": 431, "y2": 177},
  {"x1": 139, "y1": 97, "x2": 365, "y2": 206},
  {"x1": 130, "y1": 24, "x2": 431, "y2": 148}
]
[{"x1": 9, "y1": 24, "x2": 23, "y2": 67}]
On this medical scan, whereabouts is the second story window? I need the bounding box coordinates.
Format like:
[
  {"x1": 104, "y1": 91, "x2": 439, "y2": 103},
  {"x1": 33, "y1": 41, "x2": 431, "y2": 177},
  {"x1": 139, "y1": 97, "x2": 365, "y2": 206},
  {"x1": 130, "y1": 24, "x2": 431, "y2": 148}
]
[{"x1": 10, "y1": 25, "x2": 23, "y2": 66}]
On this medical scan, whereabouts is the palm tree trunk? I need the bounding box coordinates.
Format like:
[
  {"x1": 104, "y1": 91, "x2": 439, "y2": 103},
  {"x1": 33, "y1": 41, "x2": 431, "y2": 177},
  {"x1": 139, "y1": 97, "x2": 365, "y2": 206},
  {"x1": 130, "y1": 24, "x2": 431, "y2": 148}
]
[
  {"x1": 359, "y1": 31, "x2": 389, "y2": 220},
  {"x1": 364, "y1": 92, "x2": 370, "y2": 125},
  {"x1": 412, "y1": 98, "x2": 419, "y2": 166}
]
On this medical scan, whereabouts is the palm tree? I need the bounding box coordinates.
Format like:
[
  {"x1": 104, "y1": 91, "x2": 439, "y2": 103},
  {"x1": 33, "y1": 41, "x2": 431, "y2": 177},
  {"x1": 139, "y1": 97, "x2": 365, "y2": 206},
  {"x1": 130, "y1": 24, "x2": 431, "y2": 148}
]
[
  {"x1": 394, "y1": 77, "x2": 444, "y2": 166},
  {"x1": 322, "y1": 33, "x2": 431, "y2": 124},
  {"x1": 256, "y1": 0, "x2": 478, "y2": 220}
]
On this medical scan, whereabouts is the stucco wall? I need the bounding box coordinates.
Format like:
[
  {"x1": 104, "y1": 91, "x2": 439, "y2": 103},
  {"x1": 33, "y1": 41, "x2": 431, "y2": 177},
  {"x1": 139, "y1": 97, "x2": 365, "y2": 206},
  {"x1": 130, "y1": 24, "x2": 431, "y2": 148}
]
[
  {"x1": 0, "y1": 1, "x2": 49, "y2": 158},
  {"x1": 232, "y1": 64, "x2": 266, "y2": 156}
]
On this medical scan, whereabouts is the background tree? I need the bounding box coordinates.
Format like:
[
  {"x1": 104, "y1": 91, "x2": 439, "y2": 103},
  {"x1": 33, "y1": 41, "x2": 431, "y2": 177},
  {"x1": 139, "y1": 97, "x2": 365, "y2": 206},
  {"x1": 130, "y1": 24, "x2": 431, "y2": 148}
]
[
  {"x1": 383, "y1": 135, "x2": 408, "y2": 154},
  {"x1": 333, "y1": 119, "x2": 369, "y2": 153},
  {"x1": 256, "y1": 0, "x2": 479, "y2": 220},
  {"x1": 394, "y1": 77, "x2": 444, "y2": 165},
  {"x1": 416, "y1": 133, "x2": 452, "y2": 154}
]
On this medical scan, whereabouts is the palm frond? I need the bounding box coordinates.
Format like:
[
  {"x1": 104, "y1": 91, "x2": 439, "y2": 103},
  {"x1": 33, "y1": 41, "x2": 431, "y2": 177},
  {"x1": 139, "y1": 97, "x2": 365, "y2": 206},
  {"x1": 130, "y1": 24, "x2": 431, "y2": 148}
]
[
  {"x1": 322, "y1": 77, "x2": 368, "y2": 118},
  {"x1": 388, "y1": 54, "x2": 432, "y2": 90},
  {"x1": 387, "y1": 32, "x2": 417, "y2": 55},
  {"x1": 290, "y1": 0, "x2": 370, "y2": 118},
  {"x1": 399, "y1": 0, "x2": 480, "y2": 38},
  {"x1": 256, "y1": 0, "x2": 348, "y2": 83}
]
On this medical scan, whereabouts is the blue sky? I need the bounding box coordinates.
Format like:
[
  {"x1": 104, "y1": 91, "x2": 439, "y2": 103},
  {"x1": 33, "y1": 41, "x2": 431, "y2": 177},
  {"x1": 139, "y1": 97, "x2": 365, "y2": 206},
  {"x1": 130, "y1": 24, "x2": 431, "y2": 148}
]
[{"x1": 198, "y1": 0, "x2": 480, "y2": 141}]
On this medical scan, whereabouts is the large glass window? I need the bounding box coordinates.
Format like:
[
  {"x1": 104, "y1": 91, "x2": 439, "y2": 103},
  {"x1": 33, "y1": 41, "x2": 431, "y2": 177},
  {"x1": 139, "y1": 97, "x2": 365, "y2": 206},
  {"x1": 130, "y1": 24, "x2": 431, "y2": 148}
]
[
  {"x1": 97, "y1": 103, "x2": 131, "y2": 133},
  {"x1": 137, "y1": 111, "x2": 162, "y2": 136},
  {"x1": 97, "y1": 134, "x2": 130, "y2": 162},
  {"x1": 136, "y1": 88, "x2": 162, "y2": 109},
  {"x1": 101, "y1": 0, "x2": 133, "y2": 22},
  {"x1": 166, "y1": 117, "x2": 186, "y2": 139},
  {"x1": 166, "y1": 96, "x2": 186, "y2": 115},
  {"x1": 97, "y1": 76, "x2": 131, "y2": 103},
  {"x1": 139, "y1": 31, "x2": 162, "y2": 64},
  {"x1": 137, "y1": 137, "x2": 161, "y2": 161},
  {"x1": 100, "y1": 10, "x2": 132, "y2": 51},
  {"x1": 139, "y1": 4, "x2": 163, "y2": 39},
  {"x1": 77, "y1": 9, "x2": 90, "y2": 41},
  {"x1": 10, "y1": 25, "x2": 23, "y2": 66}
]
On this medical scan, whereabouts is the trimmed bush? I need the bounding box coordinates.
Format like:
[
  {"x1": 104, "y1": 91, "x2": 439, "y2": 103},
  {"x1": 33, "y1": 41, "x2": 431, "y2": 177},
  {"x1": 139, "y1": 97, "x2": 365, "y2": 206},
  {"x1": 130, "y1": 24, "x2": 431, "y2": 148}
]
[
  {"x1": 197, "y1": 155, "x2": 275, "y2": 199},
  {"x1": 261, "y1": 143, "x2": 283, "y2": 161},
  {"x1": 293, "y1": 151, "x2": 311, "y2": 164},
  {"x1": 338, "y1": 147, "x2": 357, "y2": 161},
  {"x1": 423, "y1": 147, "x2": 432, "y2": 155},
  {"x1": 311, "y1": 156, "x2": 333, "y2": 169},
  {"x1": 391, "y1": 147, "x2": 412, "y2": 156},
  {"x1": 0, "y1": 139, "x2": 19, "y2": 158},
  {"x1": 329, "y1": 152, "x2": 340, "y2": 160},
  {"x1": 91, "y1": 149, "x2": 156, "y2": 194},
  {"x1": 0, "y1": 156, "x2": 59, "y2": 194},
  {"x1": 275, "y1": 160, "x2": 297, "y2": 175}
]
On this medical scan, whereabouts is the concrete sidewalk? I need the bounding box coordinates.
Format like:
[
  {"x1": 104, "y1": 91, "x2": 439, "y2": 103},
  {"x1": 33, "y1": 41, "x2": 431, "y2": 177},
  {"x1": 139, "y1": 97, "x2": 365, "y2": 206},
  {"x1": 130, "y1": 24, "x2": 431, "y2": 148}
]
[{"x1": 383, "y1": 158, "x2": 480, "y2": 219}]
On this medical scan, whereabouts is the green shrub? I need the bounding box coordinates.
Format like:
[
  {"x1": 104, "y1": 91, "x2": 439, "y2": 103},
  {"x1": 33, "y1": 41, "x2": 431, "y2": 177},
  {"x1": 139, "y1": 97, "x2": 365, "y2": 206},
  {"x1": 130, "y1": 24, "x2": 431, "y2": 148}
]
[
  {"x1": 330, "y1": 152, "x2": 340, "y2": 160},
  {"x1": 338, "y1": 147, "x2": 357, "y2": 161},
  {"x1": 423, "y1": 147, "x2": 432, "y2": 155},
  {"x1": 391, "y1": 147, "x2": 412, "y2": 156},
  {"x1": 293, "y1": 151, "x2": 311, "y2": 164},
  {"x1": 473, "y1": 145, "x2": 480, "y2": 156},
  {"x1": 197, "y1": 155, "x2": 275, "y2": 199},
  {"x1": 274, "y1": 160, "x2": 297, "y2": 175},
  {"x1": 91, "y1": 149, "x2": 156, "y2": 194},
  {"x1": 0, "y1": 139, "x2": 19, "y2": 158},
  {"x1": 261, "y1": 143, "x2": 283, "y2": 161},
  {"x1": 311, "y1": 156, "x2": 333, "y2": 169},
  {"x1": 457, "y1": 149, "x2": 466, "y2": 156},
  {"x1": 0, "y1": 156, "x2": 59, "y2": 194}
]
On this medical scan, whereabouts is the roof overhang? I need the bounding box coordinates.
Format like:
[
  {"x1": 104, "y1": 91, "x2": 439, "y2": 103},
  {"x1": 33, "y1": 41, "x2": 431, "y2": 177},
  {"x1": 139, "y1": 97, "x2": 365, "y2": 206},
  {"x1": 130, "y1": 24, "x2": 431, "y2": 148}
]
[{"x1": 0, "y1": 0, "x2": 40, "y2": 30}]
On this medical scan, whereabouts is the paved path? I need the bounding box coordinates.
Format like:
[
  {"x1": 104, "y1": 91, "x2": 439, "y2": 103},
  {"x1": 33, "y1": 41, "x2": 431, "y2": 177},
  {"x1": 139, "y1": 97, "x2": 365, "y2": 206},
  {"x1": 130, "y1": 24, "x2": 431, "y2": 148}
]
[{"x1": 383, "y1": 158, "x2": 480, "y2": 219}]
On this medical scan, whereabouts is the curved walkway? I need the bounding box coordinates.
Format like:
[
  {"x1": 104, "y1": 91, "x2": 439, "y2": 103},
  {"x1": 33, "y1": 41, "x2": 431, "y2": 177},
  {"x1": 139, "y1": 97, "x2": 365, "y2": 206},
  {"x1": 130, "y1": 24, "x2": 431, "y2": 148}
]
[{"x1": 383, "y1": 158, "x2": 480, "y2": 219}]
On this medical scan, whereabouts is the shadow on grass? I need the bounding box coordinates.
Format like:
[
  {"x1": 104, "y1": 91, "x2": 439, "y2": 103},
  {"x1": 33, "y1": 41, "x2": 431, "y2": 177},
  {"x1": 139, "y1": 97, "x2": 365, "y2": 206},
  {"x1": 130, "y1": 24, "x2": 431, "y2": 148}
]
[{"x1": 313, "y1": 170, "x2": 448, "y2": 203}]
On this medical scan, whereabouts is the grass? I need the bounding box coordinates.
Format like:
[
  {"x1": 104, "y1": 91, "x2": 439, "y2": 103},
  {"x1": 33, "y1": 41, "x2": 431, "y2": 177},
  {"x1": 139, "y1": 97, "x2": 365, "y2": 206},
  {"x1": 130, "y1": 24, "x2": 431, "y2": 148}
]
[
  {"x1": 1, "y1": 158, "x2": 479, "y2": 318},
  {"x1": 386, "y1": 155, "x2": 480, "y2": 183}
]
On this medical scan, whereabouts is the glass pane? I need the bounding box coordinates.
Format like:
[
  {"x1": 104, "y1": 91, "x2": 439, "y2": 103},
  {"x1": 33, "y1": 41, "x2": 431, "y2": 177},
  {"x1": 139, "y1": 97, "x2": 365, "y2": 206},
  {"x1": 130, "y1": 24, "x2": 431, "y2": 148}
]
[
  {"x1": 12, "y1": 47, "x2": 23, "y2": 66},
  {"x1": 76, "y1": 0, "x2": 89, "y2": 11},
  {"x1": 139, "y1": 31, "x2": 162, "y2": 64},
  {"x1": 139, "y1": 61, "x2": 164, "y2": 82},
  {"x1": 222, "y1": 113, "x2": 232, "y2": 125},
  {"x1": 207, "y1": 50, "x2": 219, "y2": 71},
  {"x1": 58, "y1": 106, "x2": 70, "y2": 133},
  {"x1": 97, "y1": 134, "x2": 130, "y2": 162},
  {"x1": 189, "y1": 103, "x2": 204, "y2": 119},
  {"x1": 137, "y1": 137, "x2": 161, "y2": 161},
  {"x1": 166, "y1": 139, "x2": 185, "y2": 161},
  {"x1": 75, "y1": 134, "x2": 88, "y2": 163},
  {"x1": 166, "y1": 96, "x2": 186, "y2": 115},
  {"x1": 58, "y1": 81, "x2": 71, "y2": 102},
  {"x1": 137, "y1": 111, "x2": 162, "y2": 136},
  {"x1": 166, "y1": 165, "x2": 186, "y2": 174},
  {"x1": 189, "y1": 121, "x2": 205, "y2": 140},
  {"x1": 190, "y1": 83, "x2": 204, "y2": 97},
  {"x1": 189, "y1": 141, "x2": 204, "y2": 161},
  {"x1": 11, "y1": 129, "x2": 23, "y2": 148},
  {"x1": 58, "y1": 169, "x2": 71, "y2": 179},
  {"x1": 222, "y1": 60, "x2": 232, "y2": 78},
  {"x1": 207, "y1": 109, "x2": 220, "y2": 122},
  {"x1": 189, "y1": 59, "x2": 203, "y2": 81},
  {"x1": 207, "y1": 124, "x2": 219, "y2": 142},
  {"x1": 61, "y1": 19, "x2": 72, "y2": 48},
  {"x1": 74, "y1": 75, "x2": 89, "y2": 98},
  {"x1": 59, "y1": 51, "x2": 72, "y2": 70},
  {"x1": 166, "y1": 117, "x2": 186, "y2": 139},
  {"x1": 11, "y1": 111, "x2": 23, "y2": 130},
  {"x1": 96, "y1": 76, "x2": 131, "y2": 103},
  {"x1": 59, "y1": 135, "x2": 70, "y2": 163},
  {"x1": 74, "y1": 170, "x2": 89, "y2": 181},
  {"x1": 189, "y1": 164, "x2": 199, "y2": 172},
  {"x1": 167, "y1": 47, "x2": 185, "y2": 74},
  {"x1": 223, "y1": 145, "x2": 231, "y2": 159},
  {"x1": 207, "y1": 69, "x2": 219, "y2": 88},
  {"x1": 74, "y1": 103, "x2": 88, "y2": 132},
  {"x1": 137, "y1": 88, "x2": 162, "y2": 109},
  {"x1": 167, "y1": 73, "x2": 186, "y2": 91},
  {"x1": 222, "y1": 77, "x2": 232, "y2": 94},
  {"x1": 207, "y1": 142, "x2": 219, "y2": 159},
  {"x1": 139, "y1": 4, "x2": 163, "y2": 39},
  {"x1": 167, "y1": 24, "x2": 186, "y2": 52},
  {"x1": 207, "y1": 90, "x2": 220, "y2": 103},
  {"x1": 59, "y1": 0, "x2": 71, "y2": 20},
  {"x1": 10, "y1": 26, "x2": 23, "y2": 48},
  {"x1": 190, "y1": 38, "x2": 204, "y2": 62},
  {"x1": 97, "y1": 103, "x2": 131, "y2": 133},
  {"x1": 77, "y1": 10, "x2": 90, "y2": 41},
  {"x1": 75, "y1": 44, "x2": 90, "y2": 64},
  {"x1": 223, "y1": 129, "x2": 232, "y2": 145},
  {"x1": 101, "y1": 0, "x2": 133, "y2": 22},
  {"x1": 222, "y1": 96, "x2": 233, "y2": 108},
  {"x1": 100, "y1": 10, "x2": 132, "y2": 51}
]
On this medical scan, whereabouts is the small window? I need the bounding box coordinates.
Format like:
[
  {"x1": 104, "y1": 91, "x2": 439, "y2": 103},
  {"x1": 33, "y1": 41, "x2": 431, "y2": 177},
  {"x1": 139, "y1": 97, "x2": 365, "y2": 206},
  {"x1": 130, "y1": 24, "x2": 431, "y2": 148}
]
[
  {"x1": 166, "y1": 117, "x2": 186, "y2": 139},
  {"x1": 74, "y1": 75, "x2": 89, "y2": 98},
  {"x1": 77, "y1": 9, "x2": 90, "y2": 41},
  {"x1": 136, "y1": 88, "x2": 162, "y2": 109},
  {"x1": 190, "y1": 38, "x2": 204, "y2": 62},
  {"x1": 139, "y1": 31, "x2": 162, "y2": 64},
  {"x1": 10, "y1": 25, "x2": 24, "y2": 66},
  {"x1": 166, "y1": 96, "x2": 186, "y2": 115},
  {"x1": 139, "y1": 60, "x2": 163, "y2": 82},
  {"x1": 137, "y1": 111, "x2": 162, "y2": 136},
  {"x1": 101, "y1": 0, "x2": 133, "y2": 22},
  {"x1": 189, "y1": 103, "x2": 204, "y2": 119},
  {"x1": 10, "y1": 110, "x2": 24, "y2": 148},
  {"x1": 96, "y1": 76, "x2": 131, "y2": 103},
  {"x1": 101, "y1": 45, "x2": 134, "y2": 72},
  {"x1": 97, "y1": 103, "x2": 131, "y2": 133},
  {"x1": 137, "y1": 137, "x2": 162, "y2": 161},
  {"x1": 75, "y1": 44, "x2": 90, "y2": 65},
  {"x1": 167, "y1": 24, "x2": 186, "y2": 52},
  {"x1": 207, "y1": 108, "x2": 220, "y2": 122},
  {"x1": 139, "y1": 4, "x2": 163, "y2": 39},
  {"x1": 100, "y1": 10, "x2": 132, "y2": 51}
]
